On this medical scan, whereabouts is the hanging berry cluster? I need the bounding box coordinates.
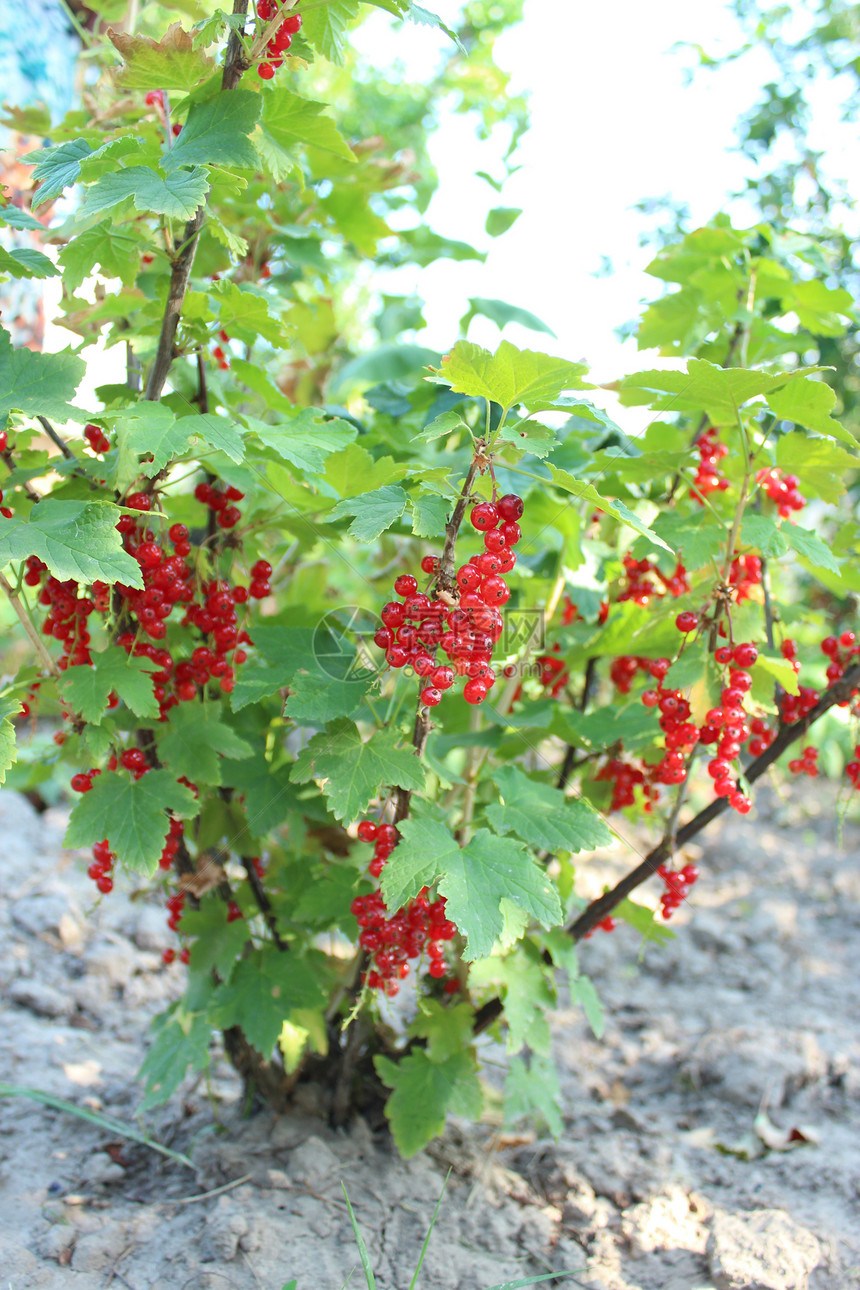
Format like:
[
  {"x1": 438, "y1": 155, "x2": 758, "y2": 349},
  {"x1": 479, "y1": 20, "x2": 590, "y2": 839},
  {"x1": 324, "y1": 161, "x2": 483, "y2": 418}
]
[
  {"x1": 757, "y1": 467, "x2": 806, "y2": 517},
  {"x1": 350, "y1": 820, "x2": 458, "y2": 995},
  {"x1": 690, "y1": 426, "x2": 729, "y2": 504},
  {"x1": 256, "y1": 3, "x2": 302, "y2": 80},
  {"x1": 656, "y1": 862, "x2": 699, "y2": 919},
  {"x1": 375, "y1": 493, "x2": 524, "y2": 708},
  {"x1": 618, "y1": 554, "x2": 690, "y2": 606}
]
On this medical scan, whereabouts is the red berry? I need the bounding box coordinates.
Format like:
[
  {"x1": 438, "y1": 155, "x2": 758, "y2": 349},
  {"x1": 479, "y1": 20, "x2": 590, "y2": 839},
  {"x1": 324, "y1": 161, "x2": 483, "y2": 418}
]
[
  {"x1": 499, "y1": 521, "x2": 521, "y2": 546},
  {"x1": 394, "y1": 574, "x2": 417, "y2": 597},
  {"x1": 71, "y1": 773, "x2": 93, "y2": 793},
  {"x1": 675, "y1": 611, "x2": 698, "y2": 634},
  {"x1": 733, "y1": 642, "x2": 758, "y2": 667},
  {"x1": 497, "y1": 493, "x2": 524, "y2": 522},
  {"x1": 480, "y1": 575, "x2": 510, "y2": 606},
  {"x1": 463, "y1": 678, "x2": 488, "y2": 704},
  {"x1": 420, "y1": 686, "x2": 442, "y2": 707},
  {"x1": 470, "y1": 501, "x2": 499, "y2": 532},
  {"x1": 125, "y1": 491, "x2": 151, "y2": 512},
  {"x1": 420, "y1": 555, "x2": 439, "y2": 575},
  {"x1": 357, "y1": 820, "x2": 378, "y2": 843}
]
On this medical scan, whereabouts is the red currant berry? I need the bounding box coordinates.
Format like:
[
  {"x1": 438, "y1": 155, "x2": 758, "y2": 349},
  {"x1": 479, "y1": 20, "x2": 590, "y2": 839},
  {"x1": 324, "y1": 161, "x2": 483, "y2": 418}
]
[
  {"x1": 357, "y1": 821, "x2": 378, "y2": 843},
  {"x1": 463, "y1": 678, "x2": 488, "y2": 704},
  {"x1": 470, "y1": 501, "x2": 499, "y2": 532},
  {"x1": 675, "y1": 611, "x2": 698, "y2": 633},
  {"x1": 497, "y1": 493, "x2": 524, "y2": 522},
  {"x1": 394, "y1": 574, "x2": 418, "y2": 597}
]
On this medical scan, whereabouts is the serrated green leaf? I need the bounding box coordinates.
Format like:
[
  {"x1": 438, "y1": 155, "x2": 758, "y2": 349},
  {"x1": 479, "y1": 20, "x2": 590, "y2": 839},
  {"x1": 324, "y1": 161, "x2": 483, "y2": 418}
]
[
  {"x1": 179, "y1": 900, "x2": 249, "y2": 980},
  {"x1": 381, "y1": 818, "x2": 460, "y2": 910},
  {"x1": 208, "y1": 948, "x2": 328, "y2": 1055},
  {"x1": 614, "y1": 897, "x2": 674, "y2": 946},
  {"x1": 290, "y1": 719, "x2": 424, "y2": 822},
  {"x1": 505, "y1": 1053, "x2": 563, "y2": 1138},
  {"x1": 567, "y1": 974, "x2": 604, "y2": 1038},
  {"x1": 27, "y1": 138, "x2": 92, "y2": 208},
  {"x1": 469, "y1": 949, "x2": 554, "y2": 1053},
  {"x1": 741, "y1": 512, "x2": 789, "y2": 558},
  {"x1": 82, "y1": 166, "x2": 209, "y2": 221},
  {"x1": 0, "y1": 690, "x2": 21, "y2": 786},
  {"x1": 0, "y1": 246, "x2": 57, "y2": 280},
  {"x1": 548, "y1": 467, "x2": 671, "y2": 552},
  {"x1": 433, "y1": 340, "x2": 587, "y2": 413},
  {"x1": 407, "y1": 999, "x2": 475, "y2": 1063},
  {"x1": 138, "y1": 1006, "x2": 212, "y2": 1110},
  {"x1": 328, "y1": 485, "x2": 408, "y2": 541},
  {"x1": 776, "y1": 433, "x2": 854, "y2": 505},
  {"x1": 300, "y1": 0, "x2": 360, "y2": 63},
  {"x1": 620, "y1": 359, "x2": 821, "y2": 422},
  {"x1": 284, "y1": 671, "x2": 372, "y2": 724},
  {"x1": 58, "y1": 223, "x2": 141, "y2": 293},
  {"x1": 0, "y1": 205, "x2": 45, "y2": 232},
  {"x1": 251, "y1": 408, "x2": 357, "y2": 473},
  {"x1": 487, "y1": 766, "x2": 613, "y2": 853},
  {"x1": 178, "y1": 413, "x2": 245, "y2": 464},
  {"x1": 64, "y1": 770, "x2": 199, "y2": 875},
  {"x1": 164, "y1": 90, "x2": 260, "y2": 172},
  {"x1": 782, "y1": 522, "x2": 841, "y2": 573},
  {"x1": 60, "y1": 647, "x2": 159, "y2": 724},
  {"x1": 754, "y1": 651, "x2": 800, "y2": 697},
  {"x1": 110, "y1": 22, "x2": 215, "y2": 92},
  {"x1": 0, "y1": 500, "x2": 143, "y2": 587},
  {"x1": 374, "y1": 1050, "x2": 482, "y2": 1157},
  {"x1": 411, "y1": 492, "x2": 450, "y2": 538},
  {"x1": 0, "y1": 329, "x2": 86, "y2": 424},
  {"x1": 766, "y1": 375, "x2": 857, "y2": 446},
  {"x1": 644, "y1": 510, "x2": 726, "y2": 570},
  {"x1": 159, "y1": 704, "x2": 253, "y2": 786},
  {"x1": 406, "y1": 3, "x2": 465, "y2": 50},
  {"x1": 259, "y1": 87, "x2": 356, "y2": 162},
  {"x1": 411, "y1": 410, "x2": 467, "y2": 443}
]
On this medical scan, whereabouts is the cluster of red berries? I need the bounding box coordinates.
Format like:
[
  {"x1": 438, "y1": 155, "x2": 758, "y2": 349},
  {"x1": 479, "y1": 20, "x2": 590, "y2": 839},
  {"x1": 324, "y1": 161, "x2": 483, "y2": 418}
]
[
  {"x1": 375, "y1": 493, "x2": 524, "y2": 708},
  {"x1": 27, "y1": 556, "x2": 97, "y2": 669},
  {"x1": 536, "y1": 643, "x2": 569, "y2": 697},
  {"x1": 656, "y1": 862, "x2": 699, "y2": 919},
  {"x1": 256, "y1": 3, "x2": 301, "y2": 79},
  {"x1": 788, "y1": 746, "x2": 819, "y2": 777},
  {"x1": 728, "y1": 553, "x2": 762, "y2": 603},
  {"x1": 350, "y1": 819, "x2": 458, "y2": 994},
  {"x1": 596, "y1": 757, "x2": 660, "y2": 813},
  {"x1": 87, "y1": 839, "x2": 115, "y2": 895},
  {"x1": 820, "y1": 630, "x2": 858, "y2": 684},
  {"x1": 83, "y1": 422, "x2": 111, "y2": 455},
  {"x1": 618, "y1": 554, "x2": 690, "y2": 607},
  {"x1": 690, "y1": 426, "x2": 729, "y2": 503},
  {"x1": 211, "y1": 329, "x2": 231, "y2": 371},
  {"x1": 757, "y1": 467, "x2": 805, "y2": 518}
]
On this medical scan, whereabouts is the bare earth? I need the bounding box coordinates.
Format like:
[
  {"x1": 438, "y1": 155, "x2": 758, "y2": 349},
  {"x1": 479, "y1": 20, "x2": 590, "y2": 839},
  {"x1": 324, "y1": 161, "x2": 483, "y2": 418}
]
[{"x1": 1, "y1": 784, "x2": 858, "y2": 1290}]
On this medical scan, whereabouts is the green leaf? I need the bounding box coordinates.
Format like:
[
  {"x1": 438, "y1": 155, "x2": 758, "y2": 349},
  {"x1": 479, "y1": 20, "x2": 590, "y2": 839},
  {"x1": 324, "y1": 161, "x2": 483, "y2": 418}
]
[
  {"x1": 0, "y1": 329, "x2": 85, "y2": 424},
  {"x1": 411, "y1": 410, "x2": 468, "y2": 443},
  {"x1": 433, "y1": 340, "x2": 587, "y2": 413},
  {"x1": 411, "y1": 492, "x2": 450, "y2": 538},
  {"x1": 620, "y1": 359, "x2": 820, "y2": 420},
  {"x1": 208, "y1": 948, "x2": 328, "y2": 1055},
  {"x1": 407, "y1": 999, "x2": 475, "y2": 1063},
  {"x1": 0, "y1": 500, "x2": 143, "y2": 587},
  {"x1": 300, "y1": 0, "x2": 360, "y2": 63},
  {"x1": 754, "y1": 651, "x2": 800, "y2": 697},
  {"x1": 328, "y1": 485, "x2": 408, "y2": 541},
  {"x1": 164, "y1": 90, "x2": 261, "y2": 172},
  {"x1": 113, "y1": 403, "x2": 187, "y2": 489},
  {"x1": 58, "y1": 223, "x2": 141, "y2": 293},
  {"x1": 469, "y1": 949, "x2": 554, "y2": 1053},
  {"x1": 741, "y1": 512, "x2": 788, "y2": 558},
  {"x1": 259, "y1": 87, "x2": 356, "y2": 162},
  {"x1": 406, "y1": 3, "x2": 465, "y2": 50},
  {"x1": 0, "y1": 205, "x2": 45, "y2": 232},
  {"x1": 284, "y1": 671, "x2": 372, "y2": 724},
  {"x1": 485, "y1": 206, "x2": 522, "y2": 238},
  {"x1": 505, "y1": 1053, "x2": 563, "y2": 1138},
  {"x1": 568, "y1": 975, "x2": 604, "y2": 1038},
  {"x1": 60, "y1": 648, "x2": 159, "y2": 724},
  {"x1": 82, "y1": 166, "x2": 209, "y2": 221},
  {"x1": 776, "y1": 433, "x2": 855, "y2": 505},
  {"x1": 643, "y1": 510, "x2": 726, "y2": 570},
  {"x1": 159, "y1": 704, "x2": 253, "y2": 786},
  {"x1": 460, "y1": 297, "x2": 556, "y2": 338},
  {"x1": 614, "y1": 898, "x2": 674, "y2": 946},
  {"x1": 341, "y1": 1184, "x2": 377, "y2": 1290},
  {"x1": 179, "y1": 900, "x2": 249, "y2": 980},
  {"x1": 548, "y1": 467, "x2": 672, "y2": 553},
  {"x1": 110, "y1": 22, "x2": 215, "y2": 92},
  {"x1": 0, "y1": 246, "x2": 57, "y2": 280},
  {"x1": 64, "y1": 770, "x2": 199, "y2": 875},
  {"x1": 374, "y1": 1050, "x2": 482, "y2": 1157},
  {"x1": 138, "y1": 1006, "x2": 212, "y2": 1111},
  {"x1": 766, "y1": 375, "x2": 856, "y2": 446},
  {"x1": 487, "y1": 766, "x2": 613, "y2": 853},
  {"x1": 251, "y1": 408, "x2": 357, "y2": 473},
  {"x1": 0, "y1": 690, "x2": 22, "y2": 786},
  {"x1": 27, "y1": 138, "x2": 92, "y2": 208},
  {"x1": 210, "y1": 281, "x2": 290, "y2": 347},
  {"x1": 290, "y1": 719, "x2": 424, "y2": 822},
  {"x1": 177, "y1": 413, "x2": 245, "y2": 464},
  {"x1": 496, "y1": 418, "x2": 557, "y2": 458},
  {"x1": 382, "y1": 821, "x2": 562, "y2": 960},
  {"x1": 782, "y1": 522, "x2": 841, "y2": 573}
]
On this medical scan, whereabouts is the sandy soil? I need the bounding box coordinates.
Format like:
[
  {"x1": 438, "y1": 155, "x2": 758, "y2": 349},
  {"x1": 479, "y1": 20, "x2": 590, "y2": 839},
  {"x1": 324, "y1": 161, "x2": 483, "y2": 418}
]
[{"x1": 1, "y1": 784, "x2": 858, "y2": 1289}]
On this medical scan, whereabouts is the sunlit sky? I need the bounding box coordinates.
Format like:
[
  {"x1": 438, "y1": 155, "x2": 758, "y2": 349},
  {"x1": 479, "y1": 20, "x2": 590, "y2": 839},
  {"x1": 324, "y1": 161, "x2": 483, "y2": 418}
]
[{"x1": 353, "y1": 0, "x2": 854, "y2": 385}]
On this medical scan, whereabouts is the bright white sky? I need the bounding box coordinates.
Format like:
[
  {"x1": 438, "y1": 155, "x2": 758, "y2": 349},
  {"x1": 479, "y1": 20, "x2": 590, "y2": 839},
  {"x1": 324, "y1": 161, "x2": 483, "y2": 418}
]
[{"x1": 352, "y1": 0, "x2": 820, "y2": 382}]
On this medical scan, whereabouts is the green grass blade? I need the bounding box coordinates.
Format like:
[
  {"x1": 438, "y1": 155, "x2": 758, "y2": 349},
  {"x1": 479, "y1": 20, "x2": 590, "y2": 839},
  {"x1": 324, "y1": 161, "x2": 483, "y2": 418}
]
[
  {"x1": 339, "y1": 1273, "x2": 355, "y2": 1290},
  {"x1": 485, "y1": 1273, "x2": 586, "y2": 1290},
  {"x1": 341, "y1": 1182, "x2": 377, "y2": 1290},
  {"x1": 0, "y1": 1083, "x2": 195, "y2": 1169},
  {"x1": 409, "y1": 1167, "x2": 451, "y2": 1290}
]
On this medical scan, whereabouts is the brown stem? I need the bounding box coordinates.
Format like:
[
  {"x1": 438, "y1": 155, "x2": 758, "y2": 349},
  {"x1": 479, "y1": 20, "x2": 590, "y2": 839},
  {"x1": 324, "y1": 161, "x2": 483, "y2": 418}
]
[
  {"x1": 2, "y1": 450, "x2": 41, "y2": 502},
  {"x1": 471, "y1": 662, "x2": 860, "y2": 1040},
  {"x1": 556, "y1": 656, "x2": 598, "y2": 791},
  {"x1": 567, "y1": 661, "x2": 860, "y2": 940},
  {"x1": 0, "y1": 572, "x2": 60, "y2": 678},
  {"x1": 36, "y1": 416, "x2": 75, "y2": 461},
  {"x1": 242, "y1": 856, "x2": 288, "y2": 950},
  {"x1": 143, "y1": 0, "x2": 249, "y2": 404}
]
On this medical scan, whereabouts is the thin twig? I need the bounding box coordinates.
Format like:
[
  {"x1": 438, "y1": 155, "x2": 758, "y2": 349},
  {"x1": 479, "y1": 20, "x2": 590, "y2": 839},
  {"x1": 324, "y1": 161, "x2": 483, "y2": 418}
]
[
  {"x1": 0, "y1": 572, "x2": 60, "y2": 678},
  {"x1": 36, "y1": 416, "x2": 75, "y2": 460},
  {"x1": 173, "y1": 1174, "x2": 253, "y2": 1205},
  {"x1": 1, "y1": 449, "x2": 41, "y2": 502}
]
